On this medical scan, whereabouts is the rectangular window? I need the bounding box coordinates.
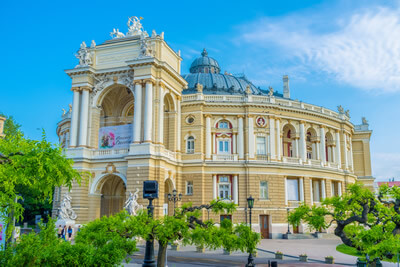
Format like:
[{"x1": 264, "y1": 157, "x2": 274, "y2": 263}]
[
  {"x1": 287, "y1": 178, "x2": 299, "y2": 201},
  {"x1": 186, "y1": 181, "x2": 193, "y2": 195},
  {"x1": 331, "y1": 181, "x2": 339, "y2": 196},
  {"x1": 312, "y1": 180, "x2": 321, "y2": 202},
  {"x1": 220, "y1": 215, "x2": 232, "y2": 222},
  {"x1": 218, "y1": 139, "x2": 231, "y2": 154},
  {"x1": 186, "y1": 138, "x2": 194, "y2": 154},
  {"x1": 257, "y1": 137, "x2": 266, "y2": 155},
  {"x1": 218, "y1": 176, "x2": 231, "y2": 199},
  {"x1": 260, "y1": 181, "x2": 268, "y2": 199}
]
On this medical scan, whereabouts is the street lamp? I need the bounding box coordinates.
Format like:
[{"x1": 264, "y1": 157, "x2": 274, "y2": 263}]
[
  {"x1": 286, "y1": 207, "x2": 291, "y2": 235},
  {"x1": 167, "y1": 189, "x2": 182, "y2": 216},
  {"x1": 143, "y1": 181, "x2": 159, "y2": 267},
  {"x1": 246, "y1": 195, "x2": 255, "y2": 267}
]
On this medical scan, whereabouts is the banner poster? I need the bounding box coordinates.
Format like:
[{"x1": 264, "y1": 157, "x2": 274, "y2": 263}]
[{"x1": 99, "y1": 124, "x2": 132, "y2": 149}]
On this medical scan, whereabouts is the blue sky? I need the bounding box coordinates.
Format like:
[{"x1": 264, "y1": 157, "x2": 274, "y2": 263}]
[{"x1": 1, "y1": 0, "x2": 399, "y2": 180}]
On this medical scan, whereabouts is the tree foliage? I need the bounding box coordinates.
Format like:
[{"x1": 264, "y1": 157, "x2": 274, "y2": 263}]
[
  {"x1": 0, "y1": 128, "x2": 81, "y2": 239},
  {"x1": 0, "y1": 218, "x2": 137, "y2": 266},
  {"x1": 289, "y1": 183, "x2": 400, "y2": 261}
]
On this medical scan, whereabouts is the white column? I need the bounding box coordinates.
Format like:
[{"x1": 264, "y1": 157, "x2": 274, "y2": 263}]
[
  {"x1": 338, "y1": 182, "x2": 342, "y2": 196},
  {"x1": 310, "y1": 180, "x2": 314, "y2": 205},
  {"x1": 299, "y1": 122, "x2": 306, "y2": 161},
  {"x1": 212, "y1": 132, "x2": 216, "y2": 155},
  {"x1": 284, "y1": 177, "x2": 288, "y2": 205},
  {"x1": 349, "y1": 136, "x2": 354, "y2": 169},
  {"x1": 233, "y1": 175, "x2": 238, "y2": 204},
  {"x1": 343, "y1": 134, "x2": 348, "y2": 169},
  {"x1": 70, "y1": 89, "x2": 80, "y2": 147},
  {"x1": 238, "y1": 116, "x2": 244, "y2": 159},
  {"x1": 327, "y1": 146, "x2": 332, "y2": 162},
  {"x1": 293, "y1": 138, "x2": 299, "y2": 157},
  {"x1": 158, "y1": 87, "x2": 164, "y2": 143},
  {"x1": 78, "y1": 88, "x2": 90, "y2": 146},
  {"x1": 269, "y1": 117, "x2": 276, "y2": 160},
  {"x1": 316, "y1": 142, "x2": 320, "y2": 160},
  {"x1": 320, "y1": 127, "x2": 326, "y2": 163},
  {"x1": 133, "y1": 82, "x2": 142, "y2": 143},
  {"x1": 276, "y1": 119, "x2": 281, "y2": 160},
  {"x1": 213, "y1": 175, "x2": 217, "y2": 199},
  {"x1": 248, "y1": 116, "x2": 255, "y2": 159},
  {"x1": 321, "y1": 179, "x2": 326, "y2": 200},
  {"x1": 176, "y1": 96, "x2": 181, "y2": 151},
  {"x1": 143, "y1": 81, "x2": 153, "y2": 142},
  {"x1": 233, "y1": 134, "x2": 237, "y2": 154},
  {"x1": 331, "y1": 146, "x2": 335, "y2": 164},
  {"x1": 335, "y1": 131, "x2": 341, "y2": 166},
  {"x1": 205, "y1": 116, "x2": 211, "y2": 159},
  {"x1": 312, "y1": 143, "x2": 317, "y2": 159},
  {"x1": 299, "y1": 177, "x2": 304, "y2": 202}
]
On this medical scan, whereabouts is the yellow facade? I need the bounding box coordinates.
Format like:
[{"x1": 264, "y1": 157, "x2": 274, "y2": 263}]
[{"x1": 53, "y1": 18, "x2": 374, "y2": 238}]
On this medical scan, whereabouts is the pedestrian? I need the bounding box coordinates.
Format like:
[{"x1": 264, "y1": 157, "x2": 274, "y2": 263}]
[
  {"x1": 61, "y1": 226, "x2": 66, "y2": 240},
  {"x1": 57, "y1": 225, "x2": 62, "y2": 238},
  {"x1": 67, "y1": 226, "x2": 73, "y2": 241}
]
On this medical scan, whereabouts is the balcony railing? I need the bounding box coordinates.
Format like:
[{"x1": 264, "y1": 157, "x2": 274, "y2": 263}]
[
  {"x1": 282, "y1": 156, "x2": 302, "y2": 165},
  {"x1": 211, "y1": 154, "x2": 238, "y2": 161},
  {"x1": 91, "y1": 148, "x2": 129, "y2": 157}
]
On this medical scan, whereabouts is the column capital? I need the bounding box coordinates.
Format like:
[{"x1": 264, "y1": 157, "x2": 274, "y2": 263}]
[
  {"x1": 299, "y1": 120, "x2": 306, "y2": 124},
  {"x1": 275, "y1": 117, "x2": 282, "y2": 122},
  {"x1": 144, "y1": 78, "x2": 156, "y2": 85},
  {"x1": 268, "y1": 115, "x2": 276, "y2": 120},
  {"x1": 237, "y1": 115, "x2": 245, "y2": 119},
  {"x1": 176, "y1": 95, "x2": 182, "y2": 101},
  {"x1": 133, "y1": 79, "x2": 145, "y2": 85},
  {"x1": 335, "y1": 129, "x2": 340, "y2": 133},
  {"x1": 71, "y1": 86, "x2": 82, "y2": 92},
  {"x1": 320, "y1": 125, "x2": 326, "y2": 129},
  {"x1": 247, "y1": 114, "x2": 255, "y2": 118},
  {"x1": 204, "y1": 114, "x2": 212, "y2": 118}
]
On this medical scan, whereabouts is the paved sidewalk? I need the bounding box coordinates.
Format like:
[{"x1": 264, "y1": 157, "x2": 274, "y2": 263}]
[{"x1": 125, "y1": 238, "x2": 398, "y2": 267}]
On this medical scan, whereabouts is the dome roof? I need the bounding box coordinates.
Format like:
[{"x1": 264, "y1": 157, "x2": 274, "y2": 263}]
[
  {"x1": 189, "y1": 49, "x2": 221, "y2": 74},
  {"x1": 183, "y1": 49, "x2": 270, "y2": 96}
]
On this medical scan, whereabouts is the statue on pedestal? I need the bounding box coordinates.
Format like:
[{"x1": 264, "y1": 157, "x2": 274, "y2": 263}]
[
  {"x1": 58, "y1": 193, "x2": 77, "y2": 220},
  {"x1": 124, "y1": 188, "x2": 143, "y2": 216}
]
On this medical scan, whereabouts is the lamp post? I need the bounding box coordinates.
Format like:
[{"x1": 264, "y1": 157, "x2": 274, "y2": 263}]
[
  {"x1": 286, "y1": 207, "x2": 291, "y2": 235},
  {"x1": 167, "y1": 189, "x2": 182, "y2": 216},
  {"x1": 143, "y1": 181, "x2": 158, "y2": 267},
  {"x1": 246, "y1": 195, "x2": 255, "y2": 267}
]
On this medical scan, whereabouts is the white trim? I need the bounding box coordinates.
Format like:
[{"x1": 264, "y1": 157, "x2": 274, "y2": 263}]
[{"x1": 90, "y1": 172, "x2": 127, "y2": 194}]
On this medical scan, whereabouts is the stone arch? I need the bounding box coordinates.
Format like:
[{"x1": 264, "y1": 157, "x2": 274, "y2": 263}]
[
  {"x1": 282, "y1": 123, "x2": 297, "y2": 157},
  {"x1": 306, "y1": 127, "x2": 318, "y2": 160},
  {"x1": 163, "y1": 93, "x2": 177, "y2": 151},
  {"x1": 89, "y1": 173, "x2": 127, "y2": 218},
  {"x1": 93, "y1": 82, "x2": 135, "y2": 108},
  {"x1": 214, "y1": 118, "x2": 234, "y2": 128},
  {"x1": 164, "y1": 177, "x2": 175, "y2": 216}
]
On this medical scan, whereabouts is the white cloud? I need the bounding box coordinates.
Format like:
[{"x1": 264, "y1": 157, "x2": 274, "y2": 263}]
[
  {"x1": 239, "y1": 7, "x2": 400, "y2": 93},
  {"x1": 372, "y1": 152, "x2": 400, "y2": 181}
]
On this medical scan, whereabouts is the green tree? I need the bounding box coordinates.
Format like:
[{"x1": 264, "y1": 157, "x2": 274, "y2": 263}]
[
  {"x1": 289, "y1": 183, "x2": 400, "y2": 261},
  {"x1": 0, "y1": 129, "x2": 81, "y2": 244},
  {"x1": 0, "y1": 217, "x2": 137, "y2": 266}
]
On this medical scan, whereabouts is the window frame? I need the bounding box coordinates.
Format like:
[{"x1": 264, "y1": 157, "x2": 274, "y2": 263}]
[
  {"x1": 256, "y1": 136, "x2": 266, "y2": 155},
  {"x1": 186, "y1": 181, "x2": 193, "y2": 195},
  {"x1": 218, "y1": 176, "x2": 231, "y2": 200},
  {"x1": 186, "y1": 136, "x2": 195, "y2": 154},
  {"x1": 260, "y1": 181, "x2": 269, "y2": 200},
  {"x1": 287, "y1": 178, "x2": 300, "y2": 201}
]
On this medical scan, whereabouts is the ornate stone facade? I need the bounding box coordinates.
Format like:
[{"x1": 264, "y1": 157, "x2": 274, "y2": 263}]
[{"x1": 53, "y1": 17, "x2": 374, "y2": 238}]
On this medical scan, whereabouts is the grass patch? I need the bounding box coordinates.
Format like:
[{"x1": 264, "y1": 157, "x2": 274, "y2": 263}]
[{"x1": 336, "y1": 244, "x2": 397, "y2": 263}]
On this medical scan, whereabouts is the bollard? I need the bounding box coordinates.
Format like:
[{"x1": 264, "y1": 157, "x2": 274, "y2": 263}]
[{"x1": 271, "y1": 261, "x2": 278, "y2": 267}]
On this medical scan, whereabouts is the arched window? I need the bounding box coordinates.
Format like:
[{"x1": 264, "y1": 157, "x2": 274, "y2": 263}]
[
  {"x1": 217, "y1": 121, "x2": 231, "y2": 129},
  {"x1": 187, "y1": 136, "x2": 195, "y2": 154}
]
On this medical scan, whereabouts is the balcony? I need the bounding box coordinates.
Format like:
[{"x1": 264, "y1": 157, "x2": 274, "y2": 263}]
[{"x1": 282, "y1": 156, "x2": 302, "y2": 165}]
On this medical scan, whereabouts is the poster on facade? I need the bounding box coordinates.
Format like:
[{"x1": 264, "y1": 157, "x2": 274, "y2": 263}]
[{"x1": 98, "y1": 124, "x2": 132, "y2": 149}]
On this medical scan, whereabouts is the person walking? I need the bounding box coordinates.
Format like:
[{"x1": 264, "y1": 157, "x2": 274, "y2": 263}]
[
  {"x1": 61, "y1": 226, "x2": 66, "y2": 241},
  {"x1": 67, "y1": 226, "x2": 73, "y2": 241},
  {"x1": 57, "y1": 225, "x2": 63, "y2": 238}
]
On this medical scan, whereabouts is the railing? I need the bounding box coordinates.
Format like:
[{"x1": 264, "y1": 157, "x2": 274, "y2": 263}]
[
  {"x1": 327, "y1": 162, "x2": 339, "y2": 169},
  {"x1": 91, "y1": 148, "x2": 129, "y2": 156},
  {"x1": 256, "y1": 155, "x2": 269, "y2": 161},
  {"x1": 212, "y1": 154, "x2": 238, "y2": 161},
  {"x1": 308, "y1": 159, "x2": 323, "y2": 167},
  {"x1": 282, "y1": 156, "x2": 302, "y2": 164},
  {"x1": 182, "y1": 94, "x2": 345, "y2": 120},
  {"x1": 163, "y1": 150, "x2": 177, "y2": 161}
]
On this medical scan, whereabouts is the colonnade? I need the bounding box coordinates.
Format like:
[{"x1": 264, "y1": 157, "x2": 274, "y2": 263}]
[{"x1": 204, "y1": 114, "x2": 352, "y2": 169}]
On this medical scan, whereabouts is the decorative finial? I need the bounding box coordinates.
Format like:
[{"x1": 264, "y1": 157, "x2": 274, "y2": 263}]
[
  {"x1": 246, "y1": 85, "x2": 252, "y2": 95},
  {"x1": 268, "y1": 86, "x2": 274, "y2": 96},
  {"x1": 362, "y1": 117, "x2": 368, "y2": 125},
  {"x1": 201, "y1": 48, "x2": 208, "y2": 57},
  {"x1": 196, "y1": 83, "x2": 203, "y2": 93}
]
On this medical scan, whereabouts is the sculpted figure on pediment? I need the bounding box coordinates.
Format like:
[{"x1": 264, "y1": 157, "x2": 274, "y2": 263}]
[{"x1": 75, "y1": 41, "x2": 93, "y2": 68}]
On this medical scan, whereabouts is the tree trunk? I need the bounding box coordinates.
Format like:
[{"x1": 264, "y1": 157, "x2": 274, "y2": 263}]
[{"x1": 157, "y1": 241, "x2": 167, "y2": 267}]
